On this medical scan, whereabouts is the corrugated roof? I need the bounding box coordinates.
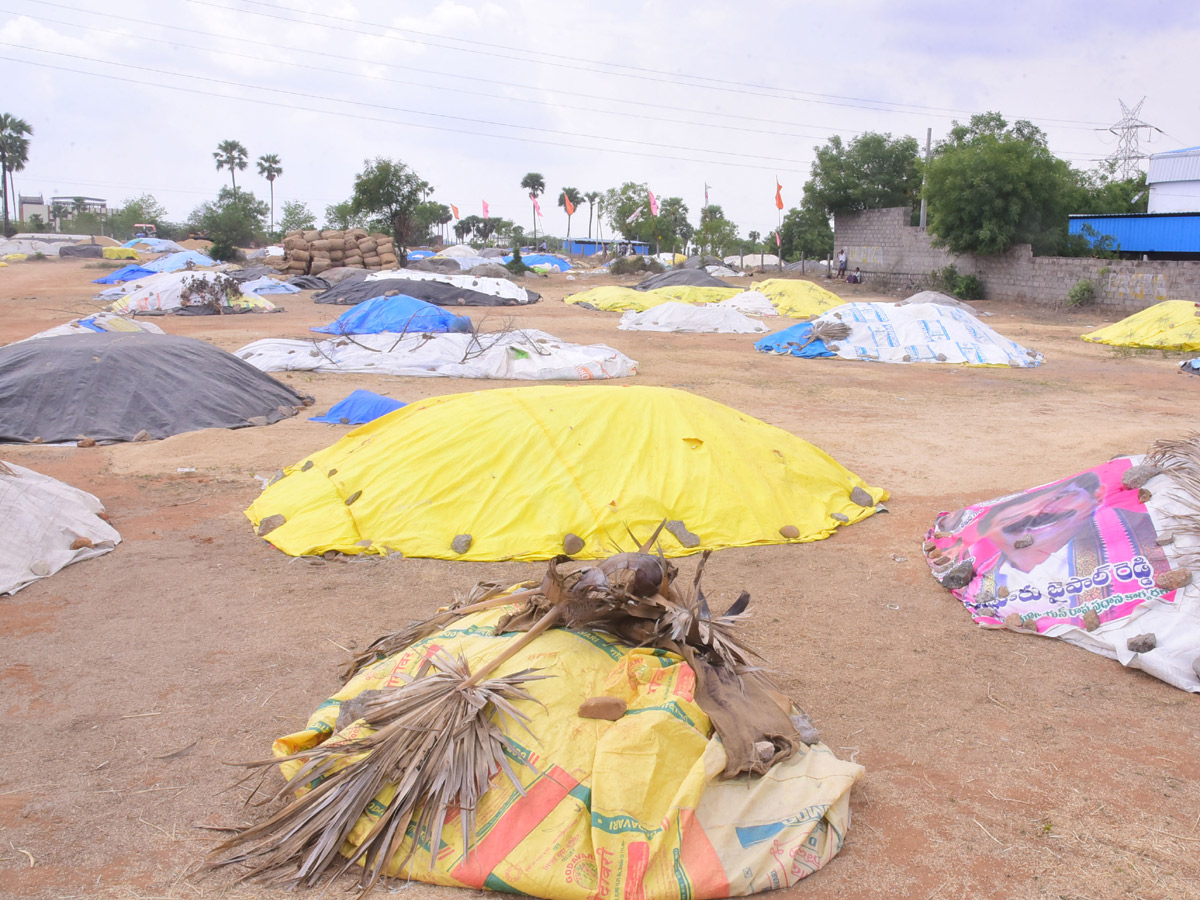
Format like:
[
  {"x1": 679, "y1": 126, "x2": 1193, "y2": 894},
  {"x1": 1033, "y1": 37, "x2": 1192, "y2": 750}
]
[
  {"x1": 1149, "y1": 149, "x2": 1200, "y2": 184},
  {"x1": 1068, "y1": 213, "x2": 1200, "y2": 252}
]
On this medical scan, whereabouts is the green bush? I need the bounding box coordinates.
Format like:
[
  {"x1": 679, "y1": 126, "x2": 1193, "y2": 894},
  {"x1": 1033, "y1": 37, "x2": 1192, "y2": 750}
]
[
  {"x1": 1066, "y1": 277, "x2": 1095, "y2": 307},
  {"x1": 207, "y1": 239, "x2": 241, "y2": 263},
  {"x1": 610, "y1": 255, "x2": 663, "y2": 276},
  {"x1": 505, "y1": 245, "x2": 532, "y2": 275},
  {"x1": 930, "y1": 265, "x2": 984, "y2": 300}
]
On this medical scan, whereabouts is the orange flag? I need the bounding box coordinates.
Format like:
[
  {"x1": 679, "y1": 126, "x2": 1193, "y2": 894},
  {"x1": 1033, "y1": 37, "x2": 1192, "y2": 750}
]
[
  {"x1": 563, "y1": 192, "x2": 575, "y2": 216},
  {"x1": 775, "y1": 179, "x2": 784, "y2": 210},
  {"x1": 451, "y1": 204, "x2": 460, "y2": 220}
]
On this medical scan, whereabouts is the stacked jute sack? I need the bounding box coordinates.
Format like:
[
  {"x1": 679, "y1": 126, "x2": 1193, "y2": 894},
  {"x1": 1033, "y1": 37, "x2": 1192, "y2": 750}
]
[{"x1": 282, "y1": 229, "x2": 399, "y2": 276}]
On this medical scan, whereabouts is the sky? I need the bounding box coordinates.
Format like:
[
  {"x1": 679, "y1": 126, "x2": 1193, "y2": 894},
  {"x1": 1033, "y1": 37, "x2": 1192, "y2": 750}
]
[{"x1": 3, "y1": 0, "x2": 1199, "y2": 239}]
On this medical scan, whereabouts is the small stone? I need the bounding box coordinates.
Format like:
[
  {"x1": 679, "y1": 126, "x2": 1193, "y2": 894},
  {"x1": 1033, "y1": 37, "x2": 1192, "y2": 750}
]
[
  {"x1": 754, "y1": 740, "x2": 777, "y2": 763},
  {"x1": 267, "y1": 469, "x2": 285, "y2": 486},
  {"x1": 933, "y1": 531, "x2": 952, "y2": 539},
  {"x1": 69, "y1": 537, "x2": 93, "y2": 550},
  {"x1": 338, "y1": 417, "x2": 350, "y2": 425},
  {"x1": 451, "y1": 533, "x2": 473, "y2": 554},
  {"x1": 936, "y1": 353, "x2": 948, "y2": 362},
  {"x1": 30, "y1": 560, "x2": 51, "y2": 576},
  {"x1": 1013, "y1": 535, "x2": 1033, "y2": 549},
  {"x1": 1121, "y1": 464, "x2": 1161, "y2": 490},
  {"x1": 998, "y1": 585, "x2": 1009, "y2": 598},
  {"x1": 1127, "y1": 633, "x2": 1157, "y2": 654},
  {"x1": 344, "y1": 490, "x2": 362, "y2": 506},
  {"x1": 1137, "y1": 487, "x2": 1152, "y2": 504},
  {"x1": 831, "y1": 512, "x2": 850, "y2": 523},
  {"x1": 32, "y1": 437, "x2": 43, "y2": 444},
  {"x1": 354, "y1": 539, "x2": 373, "y2": 548},
  {"x1": 258, "y1": 514, "x2": 286, "y2": 536},
  {"x1": 132, "y1": 429, "x2": 151, "y2": 442},
  {"x1": 1082, "y1": 609, "x2": 1100, "y2": 632},
  {"x1": 826, "y1": 343, "x2": 840, "y2": 351},
  {"x1": 1155, "y1": 568, "x2": 1192, "y2": 591},
  {"x1": 922, "y1": 541, "x2": 936, "y2": 552},
  {"x1": 791, "y1": 711, "x2": 820, "y2": 745},
  {"x1": 246, "y1": 416, "x2": 268, "y2": 427},
  {"x1": 78, "y1": 437, "x2": 96, "y2": 448},
  {"x1": 97, "y1": 512, "x2": 111, "y2": 522},
  {"x1": 1004, "y1": 613, "x2": 1024, "y2": 630},
  {"x1": 665, "y1": 519, "x2": 700, "y2": 548},
  {"x1": 850, "y1": 486, "x2": 874, "y2": 507},
  {"x1": 932, "y1": 555, "x2": 951, "y2": 566},
  {"x1": 1022, "y1": 617, "x2": 1041, "y2": 632},
  {"x1": 902, "y1": 353, "x2": 912, "y2": 362},
  {"x1": 780, "y1": 525, "x2": 801, "y2": 539},
  {"x1": 578, "y1": 696, "x2": 626, "y2": 720},
  {"x1": 328, "y1": 468, "x2": 338, "y2": 477},
  {"x1": 301, "y1": 460, "x2": 314, "y2": 471},
  {"x1": 322, "y1": 550, "x2": 340, "y2": 560},
  {"x1": 563, "y1": 533, "x2": 585, "y2": 555},
  {"x1": 940, "y1": 559, "x2": 975, "y2": 590},
  {"x1": 1156, "y1": 534, "x2": 1175, "y2": 546}
]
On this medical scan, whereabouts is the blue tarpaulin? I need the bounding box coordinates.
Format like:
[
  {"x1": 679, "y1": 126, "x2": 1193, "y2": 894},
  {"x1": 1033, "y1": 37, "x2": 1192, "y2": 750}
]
[
  {"x1": 311, "y1": 294, "x2": 472, "y2": 335},
  {"x1": 122, "y1": 238, "x2": 183, "y2": 253},
  {"x1": 309, "y1": 389, "x2": 406, "y2": 425},
  {"x1": 408, "y1": 250, "x2": 434, "y2": 260},
  {"x1": 754, "y1": 323, "x2": 833, "y2": 358},
  {"x1": 502, "y1": 253, "x2": 572, "y2": 271},
  {"x1": 1182, "y1": 358, "x2": 1200, "y2": 376},
  {"x1": 143, "y1": 250, "x2": 215, "y2": 273},
  {"x1": 92, "y1": 265, "x2": 158, "y2": 284}
]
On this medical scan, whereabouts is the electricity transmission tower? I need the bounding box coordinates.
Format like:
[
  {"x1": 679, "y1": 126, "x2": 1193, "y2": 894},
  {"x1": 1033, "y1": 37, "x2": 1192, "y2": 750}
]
[{"x1": 1106, "y1": 98, "x2": 1155, "y2": 180}]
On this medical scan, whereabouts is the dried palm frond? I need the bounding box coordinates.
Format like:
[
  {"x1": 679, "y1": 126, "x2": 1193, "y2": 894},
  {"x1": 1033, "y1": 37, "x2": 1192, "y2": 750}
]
[
  {"x1": 1147, "y1": 433, "x2": 1200, "y2": 568},
  {"x1": 0, "y1": 461, "x2": 15, "y2": 477},
  {"x1": 810, "y1": 318, "x2": 853, "y2": 343},
  {"x1": 210, "y1": 651, "x2": 547, "y2": 894}
]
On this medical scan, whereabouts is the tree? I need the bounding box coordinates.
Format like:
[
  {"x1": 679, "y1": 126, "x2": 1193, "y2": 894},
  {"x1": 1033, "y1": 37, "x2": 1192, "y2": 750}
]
[
  {"x1": 1074, "y1": 161, "x2": 1149, "y2": 216},
  {"x1": 778, "y1": 202, "x2": 834, "y2": 260},
  {"x1": 804, "y1": 132, "x2": 922, "y2": 217},
  {"x1": 213, "y1": 140, "x2": 249, "y2": 193},
  {"x1": 348, "y1": 157, "x2": 425, "y2": 258},
  {"x1": 654, "y1": 196, "x2": 692, "y2": 253},
  {"x1": 256, "y1": 153, "x2": 283, "y2": 235},
  {"x1": 520, "y1": 172, "x2": 545, "y2": 240},
  {"x1": 696, "y1": 205, "x2": 738, "y2": 256},
  {"x1": 188, "y1": 187, "x2": 268, "y2": 260},
  {"x1": 0, "y1": 113, "x2": 32, "y2": 236},
  {"x1": 924, "y1": 112, "x2": 1079, "y2": 255},
  {"x1": 279, "y1": 200, "x2": 316, "y2": 233},
  {"x1": 583, "y1": 190, "x2": 601, "y2": 239},
  {"x1": 557, "y1": 186, "x2": 583, "y2": 238},
  {"x1": 412, "y1": 201, "x2": 451, "y2": 244},
  {"x1": 324, "y1": 199, "x2": 369, "y2": 231},
  {"x1": 108, "y1": 193, "x2": 170, "y2": 240},
  {"x1": 455, "y1": 214, "x2": 482, "y2": 242}
]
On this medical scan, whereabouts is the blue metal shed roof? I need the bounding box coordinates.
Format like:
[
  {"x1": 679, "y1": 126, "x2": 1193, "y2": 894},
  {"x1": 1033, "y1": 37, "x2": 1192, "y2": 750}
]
[{"x1": 1068, "y1": 212, "x2": 1200, "y2": 253}]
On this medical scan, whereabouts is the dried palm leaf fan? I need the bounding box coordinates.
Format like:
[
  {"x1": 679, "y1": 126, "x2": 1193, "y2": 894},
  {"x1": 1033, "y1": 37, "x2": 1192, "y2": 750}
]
[
  {"x1": 209, "y1": 526, "x2": 812, "y2": 893},
  {"x1": 789, "y1": 314, "x2": 852, "y2": 352}
]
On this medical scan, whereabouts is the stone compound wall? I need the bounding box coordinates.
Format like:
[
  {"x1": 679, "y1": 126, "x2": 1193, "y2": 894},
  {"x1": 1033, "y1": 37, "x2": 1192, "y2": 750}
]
[{"x1": 835, "y1": 207, "x2": 1198, "y2": 311}]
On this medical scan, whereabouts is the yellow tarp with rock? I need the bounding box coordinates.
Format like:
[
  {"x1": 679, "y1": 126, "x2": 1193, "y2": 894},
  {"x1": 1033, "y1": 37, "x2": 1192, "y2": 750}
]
[
  {"x1": 102, "y1": 246, "x2": 138, "y2": 260},
  {"x1": 1081, "y1": 300, "x2": 1200, "y2": 352},
  {"x1": 750, "y1": 279, "x2": 845, "y2": 318},
  {"x1": 276, "y1": 604, "x2": 863, "y2": 899},
  {"x1": 246, "y1": 384, "x2": 888, "y2": 561}
]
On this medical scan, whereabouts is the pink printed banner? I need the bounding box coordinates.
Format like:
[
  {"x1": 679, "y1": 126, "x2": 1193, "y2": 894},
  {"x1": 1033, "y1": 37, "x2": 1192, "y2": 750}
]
[{"x1": 925, "y1": 457, "x2": 1175, "y2": 631}]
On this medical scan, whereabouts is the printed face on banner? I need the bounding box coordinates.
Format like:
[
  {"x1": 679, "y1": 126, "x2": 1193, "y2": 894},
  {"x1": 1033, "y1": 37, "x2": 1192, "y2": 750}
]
[{"x1": 927, "y1": 458, "x2": 1174, "y2": 631}]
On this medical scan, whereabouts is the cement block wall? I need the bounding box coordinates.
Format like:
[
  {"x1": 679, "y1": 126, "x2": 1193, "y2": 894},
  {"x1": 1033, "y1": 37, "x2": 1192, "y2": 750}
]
[{"x1": 834, "y1": 207, "x2": 1197, "y2": 310}]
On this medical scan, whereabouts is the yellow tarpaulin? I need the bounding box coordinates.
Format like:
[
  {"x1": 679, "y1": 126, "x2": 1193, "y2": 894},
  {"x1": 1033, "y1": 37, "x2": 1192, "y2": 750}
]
[
  {"x1": 102, "y1": 246, "x2": 138, "y2": 260},
  {"x1": 2, "y1": 253, "x2": 27, "y2": 262},
  {"x1": 565, "y1": 286, "x2": 739, "y2": 312},
  {"x1": 750, "y1": 279, "x2": 845, "y2": 318},
  {"x1": 276, "y1": 603, "x2": 863, "y2": 898},
  {"x1": 246, "y1": 385, "x2": 888, "y2": 561},
  {"x1": 1081, "y1": 300, "x2": 1200, "y2": 352}
]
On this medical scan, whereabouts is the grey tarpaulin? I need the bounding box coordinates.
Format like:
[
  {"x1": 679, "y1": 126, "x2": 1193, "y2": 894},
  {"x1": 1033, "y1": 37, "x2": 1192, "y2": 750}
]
[
  {"x1": 58, "y1": 244, "x2": 104, "y2": 259},
  {"x1": 0, "y1": 333, "x2": 313, "y2": 443},
  {"x1": 633, "y1": 269, "x2": 733, "y2": 291},
  {"x1": 312, "y1": 277, "x2": 541, "y2": 307}
]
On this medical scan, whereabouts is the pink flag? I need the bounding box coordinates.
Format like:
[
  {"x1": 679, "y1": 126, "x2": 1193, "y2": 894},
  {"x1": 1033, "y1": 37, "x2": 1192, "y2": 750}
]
[
  {"x1": 704, "y1": 182, "x2": 711, "y2": 203},
  {"x1": 451, "y1": 204, "x2": 460, "y2": 220},
  {"x1": 530, "y1": 193, "x2": 543, "y2": 217},
  {"x1": 648, "y1": 188, "x2": 659, "y2": 217},
  {"x1": 775, "y1": 230, "x2": 782, "y2": 247},
  {"x1": 482, "y1": 200, "x2": 489, "y2": 217}
]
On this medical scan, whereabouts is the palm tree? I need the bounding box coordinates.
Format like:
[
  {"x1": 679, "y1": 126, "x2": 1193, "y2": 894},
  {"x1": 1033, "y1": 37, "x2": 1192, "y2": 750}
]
[
  {"x1": 583, "y1": 191, "x2": 600, "y2": 239},
  {"x1": 256, "y1": 153, "x2": 283, "y2": 235},
  {"x1": 0, "y1": 113, "x2": 33, "y2": 236},
  {"x1": 519, "y1": 172, "x2": 545, "y2": 242},
  {"x1": 213, "y1": 139, "x2": 249, "y2": 193},
  {"x1": 557, "y1": 187, "x2": 583, "y2": 239}
]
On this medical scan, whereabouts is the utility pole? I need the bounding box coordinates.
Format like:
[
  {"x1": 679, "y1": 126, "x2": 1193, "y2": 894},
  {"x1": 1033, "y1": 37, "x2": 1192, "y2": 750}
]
[{"x1": 919, "y1": 127, "x2": 932, "y2": 229}]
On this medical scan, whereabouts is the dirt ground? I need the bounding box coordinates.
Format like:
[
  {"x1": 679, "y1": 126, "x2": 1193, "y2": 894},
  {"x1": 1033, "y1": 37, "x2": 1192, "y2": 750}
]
[{"x1": 2, "y1": 258, "x2": 1198, "y2": 900}]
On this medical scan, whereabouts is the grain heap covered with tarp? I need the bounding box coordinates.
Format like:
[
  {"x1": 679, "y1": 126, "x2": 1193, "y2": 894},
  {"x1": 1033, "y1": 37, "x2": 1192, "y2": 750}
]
[
  {"x1": 246, "y1": 385, "x2": 887, "y2": 561},
  {"x1": 0, "y1": 461, "x2": 120, "y2": 595},
  {"x1": 313, "y1": 271, "x2": 538, "y2": 307},
  {"x1": 282, "y1": 228, "x2": 399, "y2": 277},
  {"x1": 750, "y1": 279, "x2": 845, "y2": 318},
  {"x1": 0, "y1": 333, "x2": 311, "y2": 443},
  {"x1": 922, "y1": 435, "x2": 1200, "y2": 691},
  {"x1": 105, "y1": 271, "x2": 278, "y2": 315},
  {"x1": 1081, "y1": 300, "x2": 1200, "y2": 351},
  {"x1": 208, "y1": 551, "x2": 862, "y2": 898}
]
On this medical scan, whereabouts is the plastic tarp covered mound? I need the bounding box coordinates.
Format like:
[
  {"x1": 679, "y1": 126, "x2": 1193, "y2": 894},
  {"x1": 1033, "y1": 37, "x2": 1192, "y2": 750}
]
[
  {"x1": 309, "y1": 389, "x2": 405, "y2": 425},
  {"x1": 796, "y1": 303, "x2": 1042, "y2": 366},
  {"x1": 315, "y1": 273, "x2": 538, "y2": 307},
  {"x1": 645, "y1": 285, "x2": 743, "y2": 305},
  {"x1": 142, "y1": 250, "x2": 215, "y2": 273},
  {"x1": 103, "y1": 246, "x2": 138, "y2": 260},
  {"x1": 245, "y1": 385, "x2": 888, "y2": 561},
  {"x1": 1, "y1": 462, "x2": 121, "y2": 595},
  {"x1": 312, "y1": 295, "x2": 471, "y2": 335},
  {"x1": 106, "y1": 271, "x2": 277, "y2": 314},
  {"x1": 716, "y1": 290, "x2": 779, "y2": 317},
  {"x1": 619, "y1": 301, "x2": 768, "y2": 333},
  {"x1": 273, "y1": 603, "x2": 862, "y2": 898},
  {"x1": 123, "y1": 238, "x2": 183, "y2": 253},
  {"x1": 58, "y1": 243, "x2": 104, "y2": 259},
  {"x1": 21, "y1": 313, "x2": 165, "y2": 342},
  {"x1": 503, "y1": 252, "x2": 572, "y2": 271},
  {"x1": 239, "y1": 276, "x2": 300, "y2": 296},
  {"x1": 754, "y1": 324, "x2": 831, "y2": 359},
  {"x1": 1082, "y1": 300, "x2": 1200, "y2": 351},
  {"x1": 923, "y1": 439, "x2": 1200, "y2": 692},
  {"x1": 898, "y1": 290, "x2": 977, "y2": 311},
  {"x1": 634, "y1": 269, "x2": 732, "y2": 291},
  {"x1": 0, "y1": 333, "x2": 311, "y2": 443},
  {"x1": 1182, "y1": 358, "x2": 1200, "y2": 375},
  {"x1": 93, "y1": 264, "x2": 157, "y2": 284},
  {"x1": 565, "y1": 286, "x2": 665, "y2": 312},
  {"x1": 236, "y1": 330, "x2": 637, "y2": 380},
  {"x1": 750, "y1": 279, "x2": 845, "y2": 318},
  {"x1": 725, "y1": 253, "x2": 780, "y2": 268}
]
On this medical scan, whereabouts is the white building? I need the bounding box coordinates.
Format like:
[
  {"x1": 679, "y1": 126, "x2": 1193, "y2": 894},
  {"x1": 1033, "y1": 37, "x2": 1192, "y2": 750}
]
[{"x1": 1147, "y1": 146, "x2": 1200, "y2": 213}]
